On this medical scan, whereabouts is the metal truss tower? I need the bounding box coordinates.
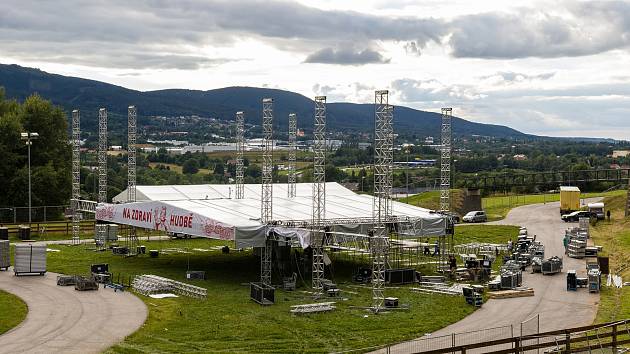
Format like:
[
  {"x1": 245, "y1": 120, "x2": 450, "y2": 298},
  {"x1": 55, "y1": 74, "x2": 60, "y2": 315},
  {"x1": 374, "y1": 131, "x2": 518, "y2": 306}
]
[
  {"x1": 127, "y1": 105, "x2": 139, "y2": 256},
  {"x1": 311, "y1": 96, "x2": 327, "y2": 292},
  {"x1": 372, "y1": 90, "x2": 393, "y2": 311},
  {"x1": 287, "y1": 113, "x2": 297, "y2": 198},
  {"x1": 235, "y1": 111, "x2": 245, "y2": 199},
  {"x1": 98, "y1": 108, "x2": 108, "y2": 203},
  {"x1": 71, "y1": 109, "x2": 81, "y2": 245},
  {"x1": 440, "y1": 108, "x2": 452, "y2": 212},
  {"x1": 261, "y1": 99, "x2": 274, "y2": 286}
]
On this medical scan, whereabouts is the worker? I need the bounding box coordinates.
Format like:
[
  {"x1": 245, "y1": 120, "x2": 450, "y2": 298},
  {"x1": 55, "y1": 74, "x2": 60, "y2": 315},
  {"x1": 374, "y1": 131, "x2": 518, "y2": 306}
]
[
  {"x1": 607, "y1": 210, "x2": 611, "y2": 221},
  {"x1": 507, "y1": 239, "x2": 513, "y2": 252},
  {"x1": 433, "y1": 241, "x2": 440, "y2": 256},
  {"x1": 563, "y1": 236, "x2": 568, "y2": 254},
  {"x1": 449, "y1": 255, "x2": 457, "y2": 272},
  {"x1": 423, "y1": 245, "x2": 430, "y2": 256}
]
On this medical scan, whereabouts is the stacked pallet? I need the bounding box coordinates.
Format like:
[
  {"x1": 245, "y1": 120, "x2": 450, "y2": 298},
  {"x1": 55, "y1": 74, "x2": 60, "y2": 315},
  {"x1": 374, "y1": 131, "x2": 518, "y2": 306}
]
[
  {"x1": 487, "y1": 288, "x2": 534, "y2": 299},
  {"x1": 14, "y1": 243, "x2": 46, "y2": 275},
  {"x1": 0, "y1": 240, "x2": 9, "y2": 270}
]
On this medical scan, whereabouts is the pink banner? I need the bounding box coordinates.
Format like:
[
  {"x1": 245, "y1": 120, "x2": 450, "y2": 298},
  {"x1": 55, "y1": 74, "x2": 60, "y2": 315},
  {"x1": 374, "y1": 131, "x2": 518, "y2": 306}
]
[{"x1": 96, "y1": 202, "x2": 234, "y2": 241}]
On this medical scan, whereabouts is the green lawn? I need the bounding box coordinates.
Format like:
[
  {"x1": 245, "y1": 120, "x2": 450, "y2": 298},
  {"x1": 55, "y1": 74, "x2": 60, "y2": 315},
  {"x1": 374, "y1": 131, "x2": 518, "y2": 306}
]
[
  {"x1": 454, "y1": 224, "x2": 519, "y2": 245},
  {"x1": 44, "y1": 238, "x2": 475, "y2": 353},
  {"x1": 0, "y1": 289, "x2": 27, "y2": 335},
  {"x1": 590, "y1": 193, "x2": 630, "y2": 323}
]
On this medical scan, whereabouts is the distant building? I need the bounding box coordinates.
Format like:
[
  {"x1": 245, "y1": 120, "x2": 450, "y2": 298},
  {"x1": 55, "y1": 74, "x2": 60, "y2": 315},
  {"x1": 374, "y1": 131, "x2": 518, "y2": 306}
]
[
  {"x1": 424, "y1": 136, "x2": 434, "y2": 144},
  {"x1": 513, "y1": 154, "x2": 528, "y2": 161},
  {"x1": 612, "y1": 150, "x2": 630, "y2": 158},
  {"x1": 358, "y1": 142, "x2": 371, "y2": 150}
]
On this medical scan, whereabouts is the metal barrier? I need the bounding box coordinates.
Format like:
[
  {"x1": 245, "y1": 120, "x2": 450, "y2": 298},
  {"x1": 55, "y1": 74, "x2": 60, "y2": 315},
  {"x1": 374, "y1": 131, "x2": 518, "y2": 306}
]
[
  {"x1": 520, "y1": 314, "x2": 540, "y2": 354},
  {"x1": 0, "y1": 205, "x2": 96, "y2": 223}
]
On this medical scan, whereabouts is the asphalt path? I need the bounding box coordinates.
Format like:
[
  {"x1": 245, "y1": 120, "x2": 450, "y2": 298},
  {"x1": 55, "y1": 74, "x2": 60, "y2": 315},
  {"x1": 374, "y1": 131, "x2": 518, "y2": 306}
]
[
  {"x1": 0, "y1": 268, "x2": 147, "y2": 354},
  {"x1": 379, "y1": 199, "x2": 600, "y2": 353}
]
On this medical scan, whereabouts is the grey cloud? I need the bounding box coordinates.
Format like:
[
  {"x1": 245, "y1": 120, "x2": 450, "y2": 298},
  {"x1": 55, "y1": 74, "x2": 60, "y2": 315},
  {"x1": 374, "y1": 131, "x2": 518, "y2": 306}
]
[
  {"x1": 0, "y1": 0, "x2": 445, "y2": 69},
  {"x1": 480, "y1": 71, "x2": 556, "y2": 83},
  {"x1": 305, "y1": 47, "x2": 390, "y2": 65},
  {"x1": 392, "y1": 78, "x2": 484, "y2": 103},
  {"x1": 448, "y1": 1, "x2": 630, "y2": 59},
  {"x1": 392, "y1": 77, "x2": 630, "y2": 136}
]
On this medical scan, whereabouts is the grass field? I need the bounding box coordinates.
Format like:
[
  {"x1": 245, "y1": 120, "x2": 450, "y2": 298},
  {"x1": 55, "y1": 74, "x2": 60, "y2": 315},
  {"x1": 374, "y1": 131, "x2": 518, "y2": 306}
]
[
  {"x1": 148, "y1": 162, "x2": 211, "y2": 174},
  {"x1": 42, "y1": 238, "x2": 476, "y2": 353},
  {"x1": 0, "y1": 289, "x2": 27, "y2": 335},
  {"x1": 590, "y1": 193, "x2": 630, "y2": 323}
]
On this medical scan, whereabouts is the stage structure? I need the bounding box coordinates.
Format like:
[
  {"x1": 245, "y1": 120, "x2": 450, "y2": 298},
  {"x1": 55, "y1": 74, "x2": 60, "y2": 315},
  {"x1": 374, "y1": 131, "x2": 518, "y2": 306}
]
[
  {"x1": 126, "y1": 105, "x2": 139, "y2": 256},
  {"x1": 261, "y1": 99, "x2": 274, "y2": 285},
  {"x1": 71, "y1": 109, "x2": 81, "y2": 245},
  {"x1": 235, "y1": 111, "x2": 245, "y2": 199},
  {"x1": 98, "y1": 108, "x2": 108, "y2": 204},
  {"x1": 439, "y1": 108, "x2": 453, "y2": 271},
  {"x1": 440, "y1": 108, "x2": 452, "y2": 212},
  {"x1": 372, "y1": 90, "x2": 392, "y2": 311},
  {"x1": 287, "y1": 113, "x2": 297, "y2": 198},
  {"x1": 312, "y1": 96, "x2": 326, "y2": 293}
]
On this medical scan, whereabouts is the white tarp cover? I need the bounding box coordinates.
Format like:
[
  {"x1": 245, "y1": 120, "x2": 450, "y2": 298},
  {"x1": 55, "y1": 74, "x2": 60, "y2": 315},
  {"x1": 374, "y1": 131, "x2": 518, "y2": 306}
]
[{"x1": 105, "y1": 182, "x2": 446, "y2": 247}]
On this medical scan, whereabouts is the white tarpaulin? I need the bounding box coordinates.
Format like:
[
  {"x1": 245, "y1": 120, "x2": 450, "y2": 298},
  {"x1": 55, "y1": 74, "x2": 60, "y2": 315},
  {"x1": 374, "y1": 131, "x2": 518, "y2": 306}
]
[{"x1": 104, "y1": 182, "x2": 447, "y2": 247}]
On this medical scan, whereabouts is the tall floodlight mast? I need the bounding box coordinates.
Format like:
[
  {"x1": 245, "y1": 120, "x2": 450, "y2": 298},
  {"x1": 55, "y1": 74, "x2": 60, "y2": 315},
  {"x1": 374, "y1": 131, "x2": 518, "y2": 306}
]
[
  {"x1": 312, "y1": 96, "x2": 326, "y2": 292},
  {"x1": 287, "y1": 113, "x2": 297, "y2": 198},
  {"x1": 127, "y1": 105, "x2": 139, "y2": 256},
  {"x1": 98, "y1": 108, "x2": 108, "y2": 203},
  {"x1": 235, "y1": 111, "x2": 245, "y2": 199},
  {"x1": 372, "y1": 90, "x2": 393, "y2": 311},
  {"x1": 71, "y1": 109, "x2": 81, "y2": 245},
  {"x1": 440, "y1": 108, "x2": 452, "y2": 212},
  {"x1": 261, "y1": 99, "x2": 274, "y2": 286}
]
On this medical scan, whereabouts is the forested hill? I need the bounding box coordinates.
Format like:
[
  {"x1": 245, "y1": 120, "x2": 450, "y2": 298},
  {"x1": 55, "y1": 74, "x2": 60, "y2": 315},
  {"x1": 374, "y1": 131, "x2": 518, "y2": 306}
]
[{"x1": 0, "y1": 63, "x2": 527, "y2": 138}]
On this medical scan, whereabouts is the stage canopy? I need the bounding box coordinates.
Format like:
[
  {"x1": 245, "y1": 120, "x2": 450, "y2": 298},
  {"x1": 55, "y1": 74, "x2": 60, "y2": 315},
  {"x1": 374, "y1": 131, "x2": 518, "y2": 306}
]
[{"x1": 97, "y1": 183, "x2": 446, "y2": 248}]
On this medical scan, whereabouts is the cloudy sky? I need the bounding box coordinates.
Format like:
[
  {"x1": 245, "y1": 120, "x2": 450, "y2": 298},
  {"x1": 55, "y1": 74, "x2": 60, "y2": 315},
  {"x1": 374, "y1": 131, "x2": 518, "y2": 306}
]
[{"x1": 1, "y1": 0, "x2": 629, "y2": 139}]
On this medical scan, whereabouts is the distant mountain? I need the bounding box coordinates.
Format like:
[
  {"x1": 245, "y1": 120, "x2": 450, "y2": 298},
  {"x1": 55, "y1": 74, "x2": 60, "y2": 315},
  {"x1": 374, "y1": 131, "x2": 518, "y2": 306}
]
[{"x1": 0, "y1": 63, "x2": 527, "y2": 138}]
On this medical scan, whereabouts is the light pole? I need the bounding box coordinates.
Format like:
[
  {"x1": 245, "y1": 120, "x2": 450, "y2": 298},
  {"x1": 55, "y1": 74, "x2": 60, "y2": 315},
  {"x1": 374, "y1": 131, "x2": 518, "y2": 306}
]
[
  {"x1": 361, "y1": 176, "x2": 365, "y2": 193},
  {"x1": 21, "y1": 132, "x2": 39, "y2": 226},
  {"x1": 405, "y1": 145, "x2": 411, "y2": 201}
]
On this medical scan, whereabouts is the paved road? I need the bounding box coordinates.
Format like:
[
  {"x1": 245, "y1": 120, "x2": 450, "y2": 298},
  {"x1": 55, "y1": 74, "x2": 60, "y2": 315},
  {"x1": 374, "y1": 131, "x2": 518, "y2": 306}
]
[
  {"x1": 0, "y1": 269, "x2": 147, "y2": 354},
  {"x1": 380, "y1": 199, "x2": 600, "y2": 353}
]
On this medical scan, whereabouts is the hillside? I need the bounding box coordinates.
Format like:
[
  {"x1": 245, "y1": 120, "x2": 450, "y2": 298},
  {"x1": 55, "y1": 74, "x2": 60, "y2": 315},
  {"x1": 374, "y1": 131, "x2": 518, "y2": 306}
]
[{"x1": 0, "y1": 63, "x2": 527, "y2": 138}]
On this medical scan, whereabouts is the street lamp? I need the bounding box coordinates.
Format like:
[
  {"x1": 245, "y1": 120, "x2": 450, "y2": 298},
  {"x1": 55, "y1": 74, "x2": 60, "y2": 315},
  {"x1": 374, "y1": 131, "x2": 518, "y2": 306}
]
[
  {"x1": 361, "y1": 176, "x2": 366, "y2": 193},
  {"x1": 21, "y1": 132, "x2": 39, "y2": 226}
]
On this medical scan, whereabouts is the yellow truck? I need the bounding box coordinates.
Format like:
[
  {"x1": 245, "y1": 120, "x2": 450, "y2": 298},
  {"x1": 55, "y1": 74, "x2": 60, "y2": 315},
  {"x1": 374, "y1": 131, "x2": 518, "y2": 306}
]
[{"x1": 560, "y1": 186, "x2": 580, "y2": 215}]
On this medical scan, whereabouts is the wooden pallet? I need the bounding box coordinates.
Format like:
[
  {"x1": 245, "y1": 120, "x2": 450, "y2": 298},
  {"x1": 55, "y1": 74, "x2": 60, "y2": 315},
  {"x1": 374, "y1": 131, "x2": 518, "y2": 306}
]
[{"x1": 487, "y1": 288, "x2": 535, "y2": 299}]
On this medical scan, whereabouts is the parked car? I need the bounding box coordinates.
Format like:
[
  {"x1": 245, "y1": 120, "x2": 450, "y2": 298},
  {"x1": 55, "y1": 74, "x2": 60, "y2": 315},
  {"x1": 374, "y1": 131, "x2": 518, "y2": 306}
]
[
  {"x1": 463, "y1": 211, "x2": 487, "y2": 223},
  {"x1": 561, "y1": 210, "x2": 594, "y2": 222}
]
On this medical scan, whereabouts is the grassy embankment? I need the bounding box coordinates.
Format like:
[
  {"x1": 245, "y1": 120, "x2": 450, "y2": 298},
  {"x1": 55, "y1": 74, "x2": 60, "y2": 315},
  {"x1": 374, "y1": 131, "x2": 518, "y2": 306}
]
[
  {"x1": 39, "y1": 224, "x2": 516, "y2": 353},
  {"x1": 590, "y1": 193, "x2": 630, "y2": 323},
  {"x1": 402, "y1": 189, "x2": 627, "y2": 222},
  {"x1": 0, "y1": 289, "x2": 27, "y2": 335}
]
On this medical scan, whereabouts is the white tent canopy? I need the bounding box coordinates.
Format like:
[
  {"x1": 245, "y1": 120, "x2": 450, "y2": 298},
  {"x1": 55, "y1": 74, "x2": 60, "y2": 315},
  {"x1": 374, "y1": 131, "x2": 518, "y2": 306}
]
[{"x1": 99, "y1": 182, "x2": 446, "y2": 248}]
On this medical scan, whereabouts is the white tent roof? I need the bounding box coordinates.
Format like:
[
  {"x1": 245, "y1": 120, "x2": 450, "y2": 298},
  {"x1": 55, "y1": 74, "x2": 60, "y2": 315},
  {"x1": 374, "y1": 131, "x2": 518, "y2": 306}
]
[
  {"x1": 104, "y1": 183, "x2": 446, "y2": 246},
  {"x1": 112, "y1": 182, "x2": 440, "y2": 226}
]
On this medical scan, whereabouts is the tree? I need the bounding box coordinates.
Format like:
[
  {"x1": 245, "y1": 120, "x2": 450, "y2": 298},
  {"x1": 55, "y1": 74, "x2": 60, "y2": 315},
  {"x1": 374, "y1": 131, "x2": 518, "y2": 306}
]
[
  {"x1": 0, "y1": 89, "x2": 71, "y2": 208},
  {"x1": 214, "y1": 162, "x2": 225, "y2": 176},
  {"x1": 182, "y1": 159, "x2": 199, "y2": 174}
]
